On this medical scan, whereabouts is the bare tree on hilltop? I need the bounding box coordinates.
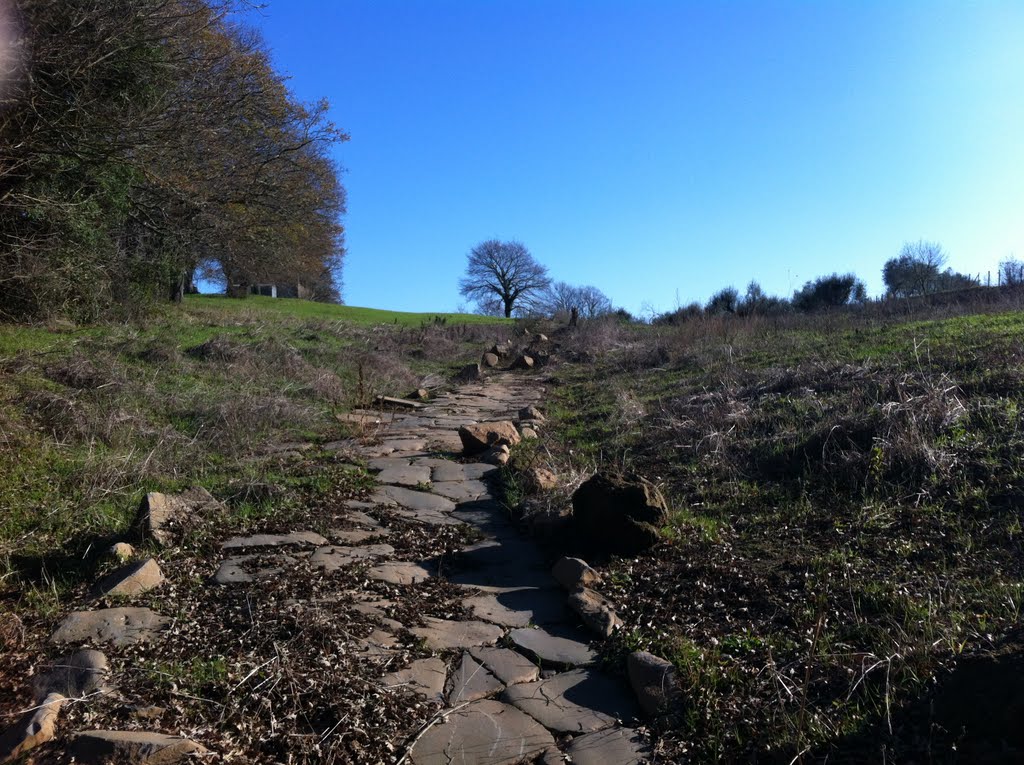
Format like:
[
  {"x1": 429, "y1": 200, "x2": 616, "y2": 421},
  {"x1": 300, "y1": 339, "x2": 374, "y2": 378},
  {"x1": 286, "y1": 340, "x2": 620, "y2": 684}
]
[{"x1": 459, "y1": 240, "x2": 551, "y2": 318}]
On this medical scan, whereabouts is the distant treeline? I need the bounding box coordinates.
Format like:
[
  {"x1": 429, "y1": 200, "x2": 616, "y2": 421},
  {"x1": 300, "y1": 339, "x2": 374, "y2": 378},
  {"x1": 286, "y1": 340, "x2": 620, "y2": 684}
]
[
  {"x1": 653, "y1": 242, "x2": 1024, "y2": 325},
  {"x1": 0, "y1": 0, "x2": 346, "y2": 321}
]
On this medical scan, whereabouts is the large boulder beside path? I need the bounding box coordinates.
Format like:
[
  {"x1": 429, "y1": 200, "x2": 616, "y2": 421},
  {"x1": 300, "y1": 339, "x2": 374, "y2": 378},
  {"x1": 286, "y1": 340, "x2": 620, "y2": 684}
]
[
  {"x1": 570, "y1": 472, "x2": 668, "y2": 556},
  {"x1": 458, "y1": 420, "x2": 521, "y2": 455}
]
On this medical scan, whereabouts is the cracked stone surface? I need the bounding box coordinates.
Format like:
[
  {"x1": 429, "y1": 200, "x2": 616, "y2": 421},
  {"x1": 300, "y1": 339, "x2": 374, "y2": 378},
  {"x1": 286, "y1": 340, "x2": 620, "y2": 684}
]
[
  {"x1": 566, "y1": 727, "x2": 649, "y2": 765},
  {"x1": 469, "y1": 648, "x2": 540, "y2": 686},
  {"x1": 221, "y1": 531, "x2": 327, "y2": 549},
  {"x1": 367, "y1": 562, "x2": 432, "y2": 585},
  {"x1": 381, "y1": 658, "x2": 447, "y2": 703},
  {"x1": 51, "y1": 608, "x2": 169, "y2": 647},
  {"x1": 92, "y1": 558, "x2": 164, "y2": 598},
  {"x1": 212, "y1": 555, "x2": 292, "y2": 585},
  {"x1": 309, "y1": 544, "x2": 395, "y2": 571},
  {"x1": 375, "y1": 464, "x2": 432, "y2": 487},
  {"x1": 502, "y1": 669, "x2": 640, "y2": 734},
  {"x1": 371, "y1": 485, "x2": 456, "y2": 515},
  {"x1": 445, "y1": 653, "x2": 505, "y2": 704},
  {"x1": 508, "y1": 626, "x2": 597, "y2": 667},
  {"x1": 408, "y1": 699, "x2": 555, "y2": 765},
  {"x1": 410, "y1": 617, "x2": 504, "y2": 650}
]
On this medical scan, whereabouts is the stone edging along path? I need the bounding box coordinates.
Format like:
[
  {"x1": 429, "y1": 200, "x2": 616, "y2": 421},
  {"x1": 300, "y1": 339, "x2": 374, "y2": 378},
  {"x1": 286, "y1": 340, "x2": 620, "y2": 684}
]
[{"x1": 3, "y1": 370, "x2": 654, "y2": 764}]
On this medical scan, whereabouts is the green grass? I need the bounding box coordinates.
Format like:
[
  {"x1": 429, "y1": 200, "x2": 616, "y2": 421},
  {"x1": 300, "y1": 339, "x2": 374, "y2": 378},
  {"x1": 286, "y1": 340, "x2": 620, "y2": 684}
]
[
  {"x1": 546, "y1": 307, "x2": 1024, "y2": 762},
  {"x1": 184, "y1": 294, "x2": 511, "y2": 326}
]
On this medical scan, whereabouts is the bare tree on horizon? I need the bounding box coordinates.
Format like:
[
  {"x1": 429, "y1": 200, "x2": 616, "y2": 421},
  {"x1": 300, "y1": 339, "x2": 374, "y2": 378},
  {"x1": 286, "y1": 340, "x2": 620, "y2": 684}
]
[{"x1": 459, "y1": 239, "x2": 551, "y2": 318}]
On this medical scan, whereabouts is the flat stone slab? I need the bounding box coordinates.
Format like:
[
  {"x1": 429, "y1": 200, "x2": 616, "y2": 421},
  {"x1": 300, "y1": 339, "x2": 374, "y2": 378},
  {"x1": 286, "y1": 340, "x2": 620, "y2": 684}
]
[
  {"x1": 380, "y1": 438, "x2": 428, "y2": 452},
  {"x1": 51, "y1": 608, "x2": 168, "y2": 647},
  {"x1": 566, "y1": 727, "x2": 649, "y2": 765},
  {"x1": 410, "y1": 617, "x2": 503, "y2": 650},
  {"x1": 376, "y1": 465, "x2": 432, "y2": 487},
  {"x1": 344, "y1": 508, "x2": 383, "y2": 527},
  {"x1": 469, "y1": 647, "x2": 540, "y2": 686},
  {"x1": 464, "y1": 590, "x2": 566, "y2": 628},
  {"x1": 367, "y1": 562, "x2": 432, "y2": 585},
  {"x1": 502, "y1": 669, "x2": 639, "y2": 734},
  {"x1": 446, "y1": 652, "x2": 505, "y2": 704},
  {"x1": 371, "y1": 486, "x2": 456, "y2": 514},
  {"x1": 221, "y1": 531, "x2": 327, "y2": 549},
  {"x1": 508, "y1": 626, "x2": 596, "y2": 666},
  {"x1": 329, "y1": 529, "x2": 387, "y2": 544},
  {"x1": 212, "y1": 555, "x2": 292, "y2": 585},
  {"x1": 309, "y1": 544, "x2": 395, "y2": 571},
  {"x1": 381, "y1": 657, "x2": 447, "y2": 703},
  {"x1": 409, "y1": 699, "x2": 555, "y2": 765},
  {"x1": 428, "y1": 463, "x2": 468, "y2": 483},
  {"x1": 92, "y1": 558, "x2": 164, "y2": 598},
  {"x1": 368, "y1": 457, "x2": 413, "y2": 471},
  {"x1": 430, "y1": 480, "x2": 491, "y2": 502},
  {"x1": 70, "y1": 730, "x2": 207, "y2": 762}
]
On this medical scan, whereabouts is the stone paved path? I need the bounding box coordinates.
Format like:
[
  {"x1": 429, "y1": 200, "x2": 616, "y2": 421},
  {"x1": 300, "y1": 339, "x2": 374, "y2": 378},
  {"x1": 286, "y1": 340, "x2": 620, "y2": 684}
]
[{"x1": 37, "y1": 372, "x2": 650, "y2": 764}]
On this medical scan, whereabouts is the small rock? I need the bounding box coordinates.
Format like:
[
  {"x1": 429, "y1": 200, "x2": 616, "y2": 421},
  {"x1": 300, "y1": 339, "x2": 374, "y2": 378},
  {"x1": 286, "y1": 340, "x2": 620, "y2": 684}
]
[
  {"x1": 70, "y1": 730, "x2": 207, "y2": 764},
  {"x1": 524, "y1": 466, "x2": 557, "y2": 491},
  {"x1": 0, "y1": 693, "x2": 64, "y2": 762},
  {"x1": 627, "y1": 651, "x2": 680, "y2": 716},
  {"x1": 412, "y1": 388, "x2": 429, "y2": 400},
  {"x1": 132, "y1": 487, "x2": 223, "y2": 547},
  {"x1": 552, "y1": 557, "x2": 602, "y2": 591},
  {"x1": 520, "y1": 426, "x2": 538, "y2": 439},
  {"x1": 535, "y1": 333, "x2": 548, "y2": 343},
  {"x1": 458, "y1": 421, "x2": 522, "y2": 454},
  {"x1": 108, "y1": 542, "x2": 135, "y2": 562},
  {"x1": 512, "y1": 354, "x2": 535, "y2": 370},
  {"x1": 92, "y1": 558, "x2": 164, "y2": 598},
  {"x1": 481, "y1": 352, "x2": 500, "y2": 368},
  {"x1": 480, "y1": 443, "x2": 511, "y2": 466},
  {"x1": 519, "y1": 405, "x2": 546, "y2": 422},
  {"x1": 571, "y1": 472, "x2": 668, "y2": 556},
  {"x1": 568, "y1": 587, "x2": 622, "y2": 637}
]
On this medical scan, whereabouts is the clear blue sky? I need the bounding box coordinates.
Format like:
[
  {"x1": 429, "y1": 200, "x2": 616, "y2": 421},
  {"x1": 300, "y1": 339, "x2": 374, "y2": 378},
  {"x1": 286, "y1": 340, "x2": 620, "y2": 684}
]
[{"x1": 236, "y1": 1, "x2": 1023, "y2": 316}]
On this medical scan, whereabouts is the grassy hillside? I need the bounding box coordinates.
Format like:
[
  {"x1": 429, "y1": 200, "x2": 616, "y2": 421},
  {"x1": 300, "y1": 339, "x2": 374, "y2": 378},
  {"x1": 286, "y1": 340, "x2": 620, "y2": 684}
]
[
  {"x1": 0, "y1": 297, "x2": 511, "y2": 614},
  {"x1": 536, "y1": 309, "x2": 1024, "y2": 762}
]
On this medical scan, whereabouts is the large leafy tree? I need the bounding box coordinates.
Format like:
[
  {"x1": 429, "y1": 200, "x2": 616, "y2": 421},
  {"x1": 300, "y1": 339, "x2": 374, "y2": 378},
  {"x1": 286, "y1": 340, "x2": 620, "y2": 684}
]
[
  {"x1": 0, "y1": 0, "x2": 347, "y2": 319},
  {"x1": 459, "y1": 240, "x2": 550, "y2": 318}
]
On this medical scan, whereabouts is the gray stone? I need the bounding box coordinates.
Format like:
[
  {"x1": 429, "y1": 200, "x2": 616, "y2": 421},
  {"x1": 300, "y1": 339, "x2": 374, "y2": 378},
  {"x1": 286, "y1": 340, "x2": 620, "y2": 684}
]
[
  {"x1": 627, "y1": 651, "x2": 679, "y2": 716},
  {"x1": 445, "y1": 653, "x2": 505, "y2": 704},
  {"x1": 371, "y1": 485, "x2": 456, "y2": 515},
  {"x1": 409, "y1": 699, "x2": 554, "y2": 765},
  {"x1": 429, "y1": 462, "x2": 466, "y2": 482},
  {"x1": 345, "y1": 509, "x2": 383, "y2": 527},
  {"x1": 376, "y1": 464, "x2": 432, "y2": 487},
  {"x1": 480, "y1": 443, "x2": 511, "y2": 466},
  {"x1": 508, "y1": 626, "x2": 596, "y2": 666},
  {"x1": 571, "y1": 473, "x2": 668, "y2": 556},
  {"x1": 92, "y1": 558, "x2": 164, "y2": 598},
  {"x1": 221, "y1": 530, "x2": 327, "y2": 549},
  {"x1": 329, "y1": 529, "x2": 385, "y2": 544},
  {"x1": 132, "y1": 487, "x2": 223, "y2": 547},
  {"x1": 375, "y1": 395, "x2": 425, "y2": 409},
  {"x1": 429, "y1": 480, "x2": 490, "y2": 502},
  {"x1": 463, "y1": 463, "x2": 499, "y2": 480},
  {"x1": 566, "y1": 727, "x2": 649, "y2": 765},
  {"x1": 502, "y1": 669, "x2": 639, "y2": 734},
  {"x1": 212, "y1": 555, "x2": 292, "y2": 585},
  {"x1": 51, "y1": 608, "x2": 169, "y2": 647},
  {"x1": 569, "y1": 587, "x2": 622, "y2": 637},
  {"x1": 458, "y1": 421, "x2": 521, "y2": 454},
  {"x1": 410, "y1": 617, "x2": 503, "y2": 650},
  {"x1": 518, "y1": 406, "x2": 546, "y2": 422},
  {"x1": 464, "y1": 589, "x2": 566, "y2": 628},
  {"x1": 70, "y1": 730, "x2": 207, "y2": 763},
  {"x1": 381, "y1": 658, "x2": 447, "y2": 703},
  {"x1": 469, "y1": 647, "x2": 540, "y2": 686},
  {"x1": 309, "y1": 544, "x2": 395, "y2": 571},
  {"x1": 34, "y1": 649, "x2": 108, "y2": 699},
  {"x1": 366, "y1": 562, "x2": 432, "y2": 585},
  {"x1": 368, "y1": 456, "x2": 413, "y2": 471},
  {"x1": 552, "y1": 557, "x2": 602, "y2": 591}
]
